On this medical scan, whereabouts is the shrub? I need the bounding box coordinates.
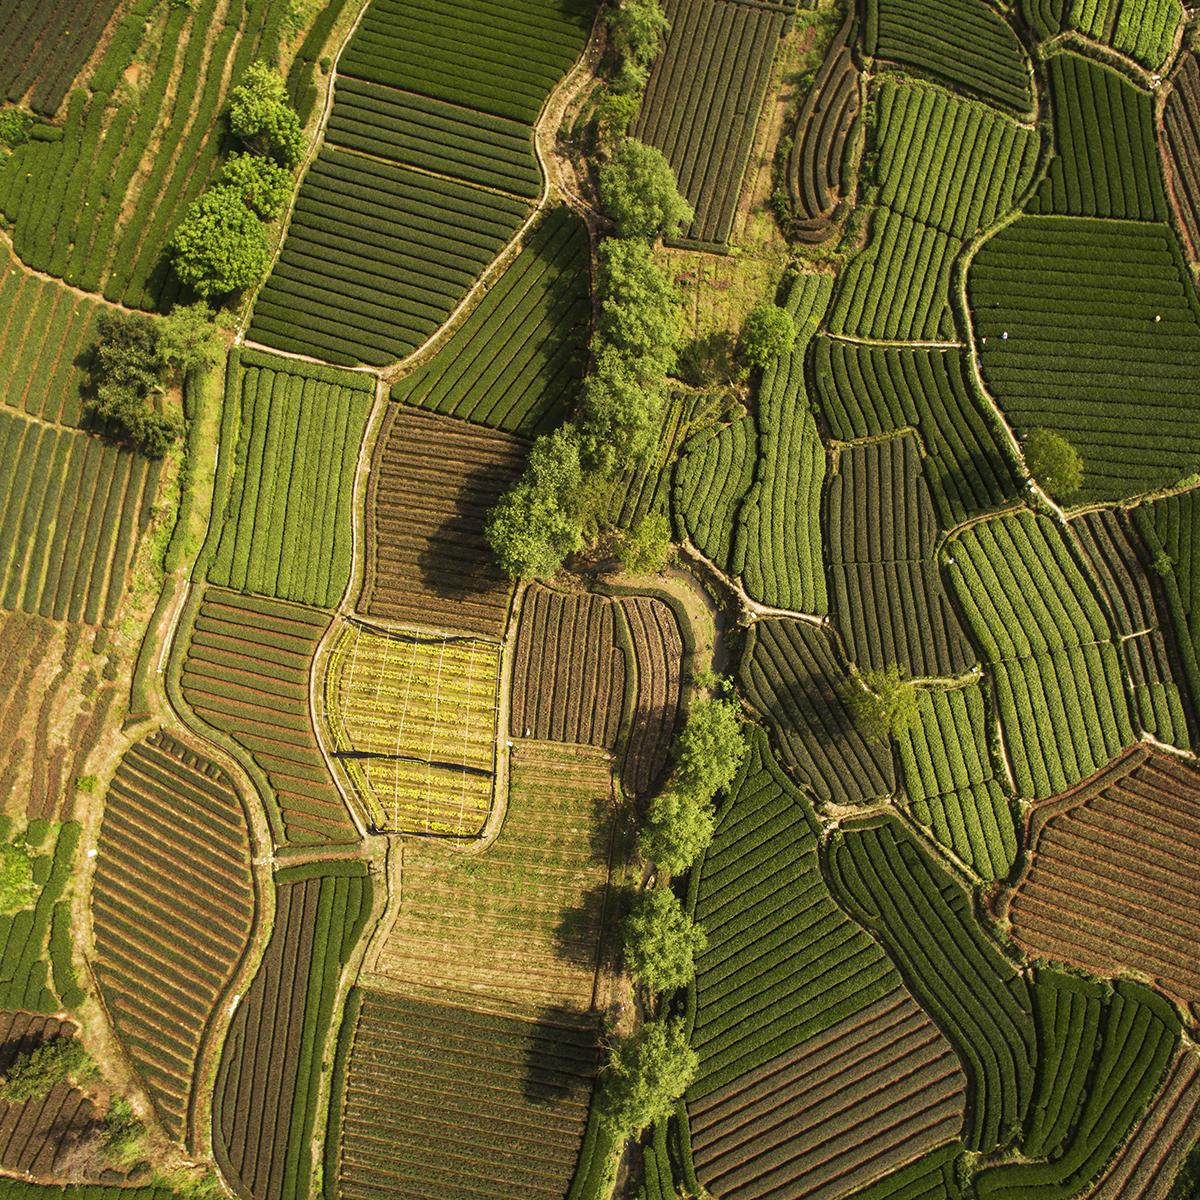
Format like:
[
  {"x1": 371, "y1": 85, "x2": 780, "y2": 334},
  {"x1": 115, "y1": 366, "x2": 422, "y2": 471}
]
[
  {"x1": 623, "y1": 886, "x2": 706, "y2": 994},
  {"x1": 0, "y1": 844, "x2": 36, "y2": 915},
  {"x1": 1024, "y1": 427, "x2": 1084, "y2": 500},
  {"x1": 615, "y1": 512, "x2": 673, "y2": 574},
  {"x1": 740, "y1": 303, "x2": 797, "y2": 369},
  {"x1": 0, "y1": 107, "x2": 34, "y2": 149},
  {"x1": 598, "y1": 138, "x2": 694, "y2": 239},
  {"x1": 0, "y1": 1038, "x2": 93, "y2": 1105},
  {"x1": 170, "y1": 184, "x2": 272, "y2": 297},
  {"x1": 220, "y1": 152, "x2": 293, "y2": 219},
  {"x1": 228, "y1": 61, "x2": 303, "y2": 166}
]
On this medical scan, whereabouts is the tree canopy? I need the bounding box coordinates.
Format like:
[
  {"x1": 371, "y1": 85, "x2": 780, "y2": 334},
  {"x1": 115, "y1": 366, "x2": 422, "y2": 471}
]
[
  {"x1": 638, "y1": 785, "x2": 717, "y2": 876},
  {"x1": 849, "y1": 664, "x2": 922, "y2": 741},
  {"x1": 485, "y1": 426, "x2": 586, "y2": 578},
  {"x1": 228, "y1": 62, "x2": 303, "y2": 166},
  {"x1": 596, "y1": 237, "x2": 684, "y2": 375},
  {"x1": 623, "y1": 887, "x2": 706, "y2": 995},
  {"x1": 0, "y1": 1039, "x2": 93, "y2": 1105},
  {"x1": 1024, "y1": 427, "x2": 1084, "y2": 500},
  {"x1": 600, "y1": 1017, "x2": 698, "y2": 1138},
  {"x1": 170, "y1": 185, "x2": 272, "y2": 298},
  {"x1": 0, "y1": 844, "x2": 35, "y2": 916},
  {"x1": 740, "y1": 303, "x2": 797, "y2": 369},
  {"x1": 607, "y1": 0, "x2": 670, "y2": 67},
  {"x1": 220, "y1": 151, "x2": 293, "y2": 219},
  {"x1": 598, "y1": 138, "x2": 694, "y2": 240},
  {"x1": 673, "y1": 694, "x2": 747, "y2": 797}
]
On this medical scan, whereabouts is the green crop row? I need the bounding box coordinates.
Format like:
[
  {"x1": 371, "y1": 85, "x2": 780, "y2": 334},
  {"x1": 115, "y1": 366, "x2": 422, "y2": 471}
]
[
  {"x1": 215, "y1": 868, "x2": 371, "y2": 1200},
  {"x1": 827, "y1": 815, "x2": 1036, "y2": 1152},
  {"x1": 0, "y1": 410, "x2": 159, "y2": 626},
  {"x1": 864, "y1": 0, "x2": 1033, "y2": 113},
  {"x1": 206, "y1": 354, "x2": 371, "y2": 608},
  {"x1": 844, "y1": 1142, "x2": 964, "y2": 1199},
  {"x1": 0, "y1": 0, "x2": 112, "y2": 115},
  {"x1": 685, "y1": 729, "x2": 899, "y2": 1099},
  {"x1": 673, "y1": 415, "x2": 755, "y2": 574},
  {"x1": 977, "y1": 978, "x2": 1178, "y2": 1198},
  {"x1": 969, "y1": 215, "x2": 1200, "y2": 503},
  {"x1": 1067, "y1": 0, "x2": 1182, "y2": 69},
  {"x1": 286, "y1": 0, "x2": 356, "y2": 125},
  {"x1": 812, "y1": 340, "x2": 1019, "y2": 526},
  {"x1": 391, "y1": 206, "x2": 590, "y2": 438},
  {"x1": 875, "y1": 78, "x2": 1038, "y2": 239},
  {"x1": 248, "y1": 148, "x2": 529, "y2": 366},
  {"x1": 0, "y1": 0, "x2": 285, "y2": 310},
  {"x1": 1028, "y1": 53, "x2": 1166, "y2": 222}
]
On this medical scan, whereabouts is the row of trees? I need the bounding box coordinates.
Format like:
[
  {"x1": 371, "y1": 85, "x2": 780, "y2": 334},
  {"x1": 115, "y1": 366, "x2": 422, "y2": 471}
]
[
  {"x1": 597, "y1": 685, "x2": 747, "y2": 1140},
  {"x1": 170, "y1": 63, "x2": 303, "y2": 299}
]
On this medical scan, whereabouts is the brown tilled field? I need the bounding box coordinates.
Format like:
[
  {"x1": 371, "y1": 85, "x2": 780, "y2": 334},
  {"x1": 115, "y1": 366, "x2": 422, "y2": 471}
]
[
  {"x1": 1009, "y1": 746, "x2": 1200, "y2": 1013},
  {"x1": 688, "y1": 989, "x2": 966, "y2": 1200},
  {"x1": 1164, "y1": 52, "x2": 1200, "y2": 261},
  {"x1": 510, "y1": 587, "x2": 626, "y2": 749},
  {"x1": 372, "y1": 741, "x2": 617, "y2": 1015},
  {"x1": 619, "y1": 595, "x2": 684, "y2": 797},
  {"x1": 361, "y1": 408, "x2": 526, "y2": 638},
  {"x1": 91, "y1": 729, "x2": 256, "y2": 1143}
]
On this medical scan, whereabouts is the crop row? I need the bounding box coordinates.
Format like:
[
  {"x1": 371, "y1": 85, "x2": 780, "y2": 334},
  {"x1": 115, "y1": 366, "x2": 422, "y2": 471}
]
[
  {"x1": 846, "y1": 1143, "x2": 962, "y2": 1200},
  {"x1": 1068, "y1": 0, "x2": 1182, "y2": 69},
  {"x1": 390, "y1": 207, "x2": 591, "y2": 439},
  {"x1": 361, "y1": 407, "x2": 526, "y2": 638},
  {"x1": 338, "y1": 0, "x2": 594, "y2": 126},
  {"x1": 740, "y1": 619, "x2": 895, "y2": 806},
  {"x1": 1072, "y1": 508, "x2": 1193, "y2": 748},
  {"x1": 215, "y1": 864, "x2": 371, "y2": 1200},
  {"x1": 1028, "y1": 52, "x2": 1165, "y2": 222},
  {"x1": 91, "y1": 729, "x2": 255, "y2": 1143},
  {"x1": 874, "y1": 78, "x2": 1038, "y2": 239},
  {"x1": 687, "y1": 729, "x2": 900, "y2": 1098},
  {"x1": 975, "y1": 978, "x2": 1178, "y2": 1198},
  {"x1": 334, "y1": 991, "x2": 597, "y2": 1200},
  {"x1": 0, "y1": 0, "x2": 112, "y2": 115},
  {"x1": 1090, "y1": 1047, "x2": 1200, "y2": 1199},
  {"x1": 784, "y1": 7, "x2": 860, "y2": 242},
  {"x1": 511, "y1": 586, "x2": 626, "y2": 750},
  {"x1": 828, "y1": 815, "x2": 1037, "y2": 1152},
  {"x1": 864, "y1": 0, "x2": 1033, "y2": 113},
  {"x1": 812, "y1": 340, "x2": 1019, "y2": 526},
  {"x1": 0, "y1": 410, "x2": 160, "y2": 626},
  {"x1": 690, "y1": 990, "x2": 965, "y2": 1200},
  {"x1": 180, "y1": 586, "x2": 357, "y2": 848},
  {"x1": 1010, "y1": 745, "x2": 1200, "y2": 1007},
  {"x1": 969, "y1": 215, "x2": 1200, "y2": 502},
  {"x1": 374, "y1": 740, "x2": 616, "y2": 1014},
  {"x1": 0, "y1": 0, "x2": 285, "y2": 310},
  {"x1": 0, "y1": 260, "x2": 100, "y2": 426},
  {"x1": 826, "y1": 434, "x2": 973, "y2": 678},
  {"x1": 674, "y1": 414, "x2": 756, "y2": 574},
  {"x1": 633, "y1": 0, "x2": 785, "y2": 245},
  {"x1": 249, "y1": 148, "x2": 530, "y2": 367},
  {"x1": 0, "y1": 822, "x2": 80, "y2": 1015},
  {"x1": 1164, "y1": 53, "x2": 1200, "y2": 261},
  {"x1": 207, "y1": 352, "x2": 372, "y2": 610},
  {"x1": 620, "y1": 594, "x2": 685, "y2": 797}
]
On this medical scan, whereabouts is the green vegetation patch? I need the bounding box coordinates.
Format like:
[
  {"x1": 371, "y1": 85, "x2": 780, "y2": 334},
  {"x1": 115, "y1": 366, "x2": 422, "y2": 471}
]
[{"x1": 206, "y1": 348, "x2": 372, "y2": 609}]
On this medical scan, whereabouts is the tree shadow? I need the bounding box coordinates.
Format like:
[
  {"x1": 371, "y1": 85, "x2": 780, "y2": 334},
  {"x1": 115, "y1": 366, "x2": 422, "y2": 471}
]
[{"x1": 522, "y1": 1004, "x2": 602, "y2": 1107}]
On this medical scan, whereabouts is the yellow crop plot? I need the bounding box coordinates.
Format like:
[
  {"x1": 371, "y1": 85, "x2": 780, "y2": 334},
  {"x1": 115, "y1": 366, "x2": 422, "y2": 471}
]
[{"x1": 324, "y1": 621, "x2": 500, "y2": 836}]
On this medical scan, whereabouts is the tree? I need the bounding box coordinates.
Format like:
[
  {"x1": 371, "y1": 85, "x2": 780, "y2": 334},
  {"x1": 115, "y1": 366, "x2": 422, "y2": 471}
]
[
  {"x1": 220, "y1": 151, "x2": 293, "y2": 219},
  {"x1": 1024, "y1": 427, "x2": 1084, "y2": 500},
  {"x1": 615, "y1": 512, "x2": 673, "y2": 574},
  {"x1": 486, "y1": 426, "x2": 586, "y2": 578},
  {"x1": 227, "y1": 62, "x2": 303, "y2": 166},
  {"x1": 597, "y1": 237, "x2": 684, "y2": 375},
  {"x1": 638, "y1": 785, "x2": 716, "y2": 875},
  {"x1": 0, "y1": 844, "x2": 35, "y2": 916},
  {"x1": 849, "y1": 664, "x2": 921, "y2": 741},
  {"x1": 598, "y1": 138, "x2": 694, "y2": 240},
  {"x1": 0, "y1": 1038, "x2": 93, "y2": 1105},
  {"x1": 673, "y1": 694, "x2": 747, "y2": 797},
  {"x1": 740, "y1": 303, "x2": 797, "y2": 369},
  {"x1": 0, "y1": 107, "x2": 33, "y2": 149},
  {"x1": 579, "y1": 345, "x2": 666, "y2": 473},
  {"x1": 600, "y1": 1017, "x2": 698, "y2": 1138},
  {"x1": 170, "y1": 185, "x2": 271, "y2": 298},
  {"x1": 623, "y1": 886, "x2": 706, "y2": 994},
  {"x1": 607, "y1": 0, "x2": 670, "y2": 67},
  {"x1": 596, "y1": 89, "x2": 641, "y2": 142},
  {"x1": 157, "y1": 302, "x2": 224, "y2": 374}
]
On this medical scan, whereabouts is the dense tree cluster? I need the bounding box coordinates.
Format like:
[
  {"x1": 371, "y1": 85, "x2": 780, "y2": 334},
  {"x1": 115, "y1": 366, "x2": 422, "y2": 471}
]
[
  {"x1": 171, "y1": 64, "x2": 303, "y2": 299},
  {"x1": 1023, "y1": 426, "x2": 1084, "y2": 500},
  {"x1": 0, "y1": 1039, "x2": 93, "y2": 1105}
]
